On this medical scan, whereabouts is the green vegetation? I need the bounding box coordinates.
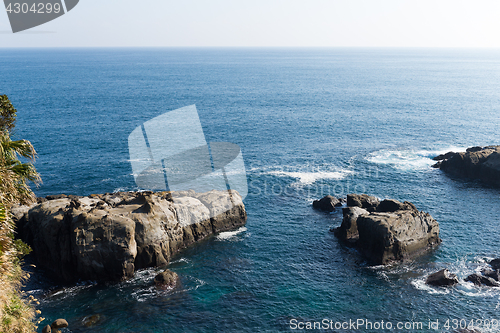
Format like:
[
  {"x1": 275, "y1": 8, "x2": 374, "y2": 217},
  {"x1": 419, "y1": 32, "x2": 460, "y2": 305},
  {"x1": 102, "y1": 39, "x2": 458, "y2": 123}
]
[{"x1": 0, "y1": 95, "x2": 42, "y2": 333}]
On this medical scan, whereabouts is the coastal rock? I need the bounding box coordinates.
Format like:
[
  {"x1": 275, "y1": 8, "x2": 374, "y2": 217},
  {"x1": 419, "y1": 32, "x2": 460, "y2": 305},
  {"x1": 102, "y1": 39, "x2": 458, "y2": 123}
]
[
  {"x1": 482, "y1": 269, "x2": 500, "y2": 281},
  {"x1": 42, "y1": 325, "x2": 51, "y2": 333},
  {"x1": 51, "y1": 319, "x2": 68, "y2": 331},
  {"x1": 15, "y1": 190, "x2": 246, "y2": 282},
  {"x1": 313, "y1": 195, "x2": 341, "y2": 212},
  {"x1": 333, "y1": 207, "x2": 369, "y2": 244},
  {"x1": 377, "y1": 199, "x2": 417, "y2": 213},
  {"x1": 433, "y1": 146, "x2": 500, "y2": 186},
  {"x1": 425, "y1": 269, "x2": 459, "y2": 287},
  {"x1": 154, "y1": 269, "x2": 179, "y2": 289},
  {"x1": 489, "y1": 258, "x2": 500, "y2": 270},
  {"x1": 346, "y1": 194, "x2": 379, "y2": 211},
  {"x1": 465, "y1": 273, "x2": 500, "y2": 287},
  {"x1": 356, "y1": 210, "x2": 440, "y2": 264},
  {"x1": 332, "y1": 194, "x2": 441, "y2": 265}
]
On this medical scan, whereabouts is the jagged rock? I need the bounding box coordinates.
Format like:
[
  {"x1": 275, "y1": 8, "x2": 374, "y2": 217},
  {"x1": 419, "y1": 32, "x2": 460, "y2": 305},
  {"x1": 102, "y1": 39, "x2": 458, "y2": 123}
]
[
  {"x1": 482, "y1": 269, "x2": 500, "y2": 281},
  {"x1": 15, "y1": 190, "x2": 246, "y2": 282},
  {"x1": 425, "y1": 269, "x2": 459, "y2": 286},
  {"x1": 433, "y1": 151, "x2": 456, "y2": 161},
  {"x1": 332, "y1": 207, "x2": 369, "y2": 243},
  {"x1": 333, "y1": 194, "x2": 440, "y2": 264},
  {"x1": 356, "y1": 210, "x2": 441, "y2": 264},
  {"x1": 154, "y1": 269, "x2": 179, "y2": 289},
  {"x1": 434, "y1": 146, "x2": 500, "y2": 186},
  {"x1": 346, "y1": 194, "x2": 379, "y2": 211},
  {"x1": 377, "y1": 199, "x2": 417, "y2": 213},
  {"x1": 51, "y1": 319, "x2": 68, "y2": 329},
  {"x1": 465, "y1": 273, "x2": 500, "y2": 287},
  {"x1": 42, "y1": 325, "x2": 51, "y2": 333},
  {"x1": 313, "y1": 195, "x2": 341, "y2": 212},
  {"x1": 489, "y1": 258, "x2": 500, "y2": 270}
]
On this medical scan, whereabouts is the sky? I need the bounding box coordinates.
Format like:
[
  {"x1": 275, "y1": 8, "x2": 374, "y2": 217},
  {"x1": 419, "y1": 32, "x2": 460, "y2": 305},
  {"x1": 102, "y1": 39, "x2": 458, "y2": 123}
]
[{"x1": 1, "y1": 0, "x2": 500, "y2": 47}]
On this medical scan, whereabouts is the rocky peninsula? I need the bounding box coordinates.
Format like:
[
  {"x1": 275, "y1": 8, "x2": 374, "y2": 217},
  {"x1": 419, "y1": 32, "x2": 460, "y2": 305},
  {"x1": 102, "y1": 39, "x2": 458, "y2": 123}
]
[
  {"x1": 13, "y1": 190, "x2": 246, "y2": 283},
  {"x1": 433, "y1": 145, "x2": 500, "y2": 186},
  {"x1": 315, "y1": 194, "x2": 441, "y2": 265}
]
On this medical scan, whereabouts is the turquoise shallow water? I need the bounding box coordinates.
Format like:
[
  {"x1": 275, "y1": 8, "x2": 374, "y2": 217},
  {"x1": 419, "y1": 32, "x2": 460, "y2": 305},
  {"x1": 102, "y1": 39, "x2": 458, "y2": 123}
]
[{"x1": 1, "y1": 48, "x2": 500, "y2": 332}]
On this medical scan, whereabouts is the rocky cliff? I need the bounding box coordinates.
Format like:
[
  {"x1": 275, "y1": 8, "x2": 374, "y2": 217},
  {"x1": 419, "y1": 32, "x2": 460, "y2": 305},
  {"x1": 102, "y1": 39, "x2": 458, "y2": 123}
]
[
  {"x1": 13, "y1": 190, "x2": 246, "y2": 283},
  {"x1": 433, "y1": 146, "x2": 500, "y2": 186},
  {"x1": 330, "y1": 194, "x2": 441, "y2": 265}
]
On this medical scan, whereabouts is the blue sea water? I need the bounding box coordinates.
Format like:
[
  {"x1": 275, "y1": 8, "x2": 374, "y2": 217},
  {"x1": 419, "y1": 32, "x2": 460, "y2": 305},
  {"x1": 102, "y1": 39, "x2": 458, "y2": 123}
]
[{"x1": 1, "y1": 48, "x2": 500, "y2": 332}]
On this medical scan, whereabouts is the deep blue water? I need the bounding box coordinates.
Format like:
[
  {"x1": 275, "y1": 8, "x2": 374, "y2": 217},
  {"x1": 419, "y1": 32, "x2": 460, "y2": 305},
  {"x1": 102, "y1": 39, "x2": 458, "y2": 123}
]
[{"x1": 1, "y1": 48, "x2": 500, "y2": 332}]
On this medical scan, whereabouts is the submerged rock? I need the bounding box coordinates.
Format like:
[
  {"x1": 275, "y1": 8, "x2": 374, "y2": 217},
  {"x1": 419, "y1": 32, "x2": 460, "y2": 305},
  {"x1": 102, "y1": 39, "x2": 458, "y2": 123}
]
[
  {"x1": 332, "y1": 195, "x2": 441, "y2": 265},
  {"x1": 433, "y1": 146, "x2": 500, "y2": 186},
  {"x1": 312, "y1": 195, "x2": 341, "y2": 212},
  {"x1": 15, "y1": 190, "x2": 246, "y2": 283},
  {"x1": 82, "y1": 314, "x2": 103, "y2": 328},
  {"x1": 425, "y1": 269, "x2": 459, "y2": 287}
]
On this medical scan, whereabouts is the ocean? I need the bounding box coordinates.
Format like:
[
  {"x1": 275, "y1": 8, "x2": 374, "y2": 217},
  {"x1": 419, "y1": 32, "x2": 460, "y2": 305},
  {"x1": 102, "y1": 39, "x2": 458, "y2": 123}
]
[{"x1": 1, "y1": 48, "x2": 500, "y2": 332}]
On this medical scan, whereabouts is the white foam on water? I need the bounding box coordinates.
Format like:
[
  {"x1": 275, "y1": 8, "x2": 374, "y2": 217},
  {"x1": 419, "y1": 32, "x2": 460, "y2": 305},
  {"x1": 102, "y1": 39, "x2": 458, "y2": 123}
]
[
  {"x1": 411, "y1": 278, "x2": 451, "y2": 295},
  {"x1": 266, "y1": 169, "x2": 354, "y2": 185},
  {"x1": 366, "y1": 146, "x2": 468, "y2": 171},
  {"x1": 216, "y1": 226, "x2": 247, "y2": 241}
]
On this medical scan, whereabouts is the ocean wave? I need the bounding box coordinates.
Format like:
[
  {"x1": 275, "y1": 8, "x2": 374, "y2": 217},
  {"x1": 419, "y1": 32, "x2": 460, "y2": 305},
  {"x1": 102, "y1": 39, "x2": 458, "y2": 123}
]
[
  {"x1": 265, "y1": 169, "x2": 353, "y2": 185},
  {"x1": 411, "y1": 256, "x2": 500, "y2": 297},
  {"x1": 216, "y1": 226, "x2": 247, "y2": 241},
  {"x1": 366, "y1": 146, "x2": 467, "y2": 171}
]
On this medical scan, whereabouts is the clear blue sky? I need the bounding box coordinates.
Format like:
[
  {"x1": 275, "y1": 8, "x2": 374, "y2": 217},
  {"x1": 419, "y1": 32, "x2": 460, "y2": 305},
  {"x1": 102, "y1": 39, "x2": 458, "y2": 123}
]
[{"x1": 1, "y1": 0, "x2": 500, "y2": 47}]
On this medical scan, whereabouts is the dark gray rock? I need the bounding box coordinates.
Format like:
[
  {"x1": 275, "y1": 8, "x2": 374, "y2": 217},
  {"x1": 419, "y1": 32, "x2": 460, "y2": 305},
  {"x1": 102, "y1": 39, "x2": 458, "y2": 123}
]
[
  {"x1": 313, "y1": 195, "x2": 341, "y2": 212},
  {"x1": 433, "y1": 151, "x2": 456, "y2": 161},
  {"x1": 346, "y1": 194, "x2": 379, "y2": 211},
  {"x1": 333, "y1": 195, "x2": 440, "y2": 265},
  {"x1": 435, "y1": 146, "x2": 500, "y2": 186},
  {"x1": 333, "y1": 207, "x2": 369, "y2": 244},
  {"x1": 425, "y1": 269, "x2": 459, "y2": 286},
  {"x1": 482, "y1": 269, "x2": 500, "y2": 281},
  {"x1": 154, "y1": 269, "x2": 179, "y2": 289},
  {"x1": 489, "y1": 258, "x2": 500, "y2": 270},
  {"x1": 376, "y1": 199, "x2": 417, "y2": 213},
  {"x1": 356, "y1": 210, "x2": 441, "y2": 264},
  {"x1": 465, "y1": 273, "x2": 500, "y2": 287},
  {"x1": 15, "y1": 190, "x2": 247, "y2": 283}
]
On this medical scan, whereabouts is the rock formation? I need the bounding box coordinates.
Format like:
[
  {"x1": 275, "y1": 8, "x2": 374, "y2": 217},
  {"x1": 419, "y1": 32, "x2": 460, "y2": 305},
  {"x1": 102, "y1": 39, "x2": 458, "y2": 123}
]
[
  {"x1": 425, "y1": 269, "x2": 459, "y2": 287},
  {"x1": 465, "y1": 273, "x2": 500, "y2": 287},
  {"x1": 13, "y1": 190, "x2": 246, "y2": 283},
  {"x1": 433, "y1": 146, "x2": 500, "y2": 186},
  {"x1": 312, "y1": 195, "x2": 342, "y2": 212},
  {"x1": 154, "y1": 269, "x2": 179, "y2": 289},
  {"x1": 329, "y1": 194, "x2": 441, "y2": 265}
]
